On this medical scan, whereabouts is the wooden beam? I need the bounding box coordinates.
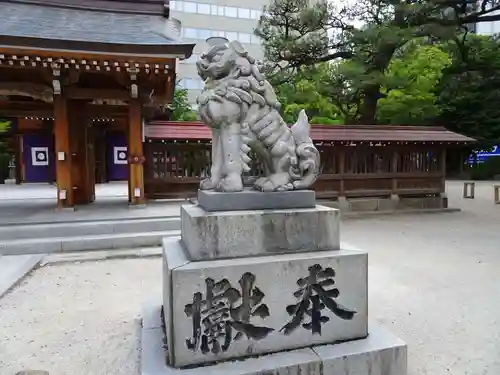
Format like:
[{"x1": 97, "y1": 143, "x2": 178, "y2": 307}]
[
  {"x1": 53, "y1": 96, "x2": 74, "y2": 208},
  {"x1": 128, "y1": 99, "x2": 146, "y2": 205},
  {"x1": 0, "y1": 82, "x2": 53, "y2": 102},
  {"x1": 0, "y1": 101, "x2": 129, "y2": 119},
  {"x1": 0, "y1": 47, "x2": 179, "y2": 66},
  {"x1": 66, "y1": 87, "x2": 130, "y2": 100}
]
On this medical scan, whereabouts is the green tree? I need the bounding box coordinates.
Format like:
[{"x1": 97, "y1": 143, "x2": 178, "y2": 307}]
[
  {"x1": 255, "y1": 0, "x2": 500, "y2": 124},
  {"x1": 437, "y1": 34, "x2": 500, "y2": 142},
  {"x1": 0, "y1": 120, "x2": 11, "y2": 183},
  {"x1": 275, "y1": 64, "x2": 344, "y2": 124},
  {"x1": 377, "y1": 44, "x2": 451, "y2": 124},
  {"x1": 169, "y1": 87, "x2": 198, "y2": 121}
]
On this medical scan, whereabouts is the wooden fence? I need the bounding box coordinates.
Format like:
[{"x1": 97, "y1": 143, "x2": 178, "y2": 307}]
[{"x1": 144, "y1": 141, "x2": 446, "y2": 200}]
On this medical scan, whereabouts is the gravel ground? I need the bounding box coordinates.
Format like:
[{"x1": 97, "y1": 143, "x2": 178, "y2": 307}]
[
  {"x1": 0, "y1": 180, "x2": 499, "y2": 375},
  {"x1": 0, "y1": 259, "x2": 162, "y2": 375}
]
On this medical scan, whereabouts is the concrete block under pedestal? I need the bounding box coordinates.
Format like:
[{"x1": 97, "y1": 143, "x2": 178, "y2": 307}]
[
  {"x1": 197, "y1": 189, "x2": 316, "y2": 212},
  {"x1": 314, "y1": 324, "x2": 407, "y2": 375},
  {"x1": 141, "y1": 302, "x2": 406, "y2": 375},
  {"x1": 162, "y1": 238, "x2": 368, "y2": 368},
  {"x1": 181, "y1": 204, "x2": 340, "y2": 260}
]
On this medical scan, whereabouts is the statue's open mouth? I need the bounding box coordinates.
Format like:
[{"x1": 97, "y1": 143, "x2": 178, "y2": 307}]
[{"x1": 196, "y1": 60, "x2": 227, "y2": 81}]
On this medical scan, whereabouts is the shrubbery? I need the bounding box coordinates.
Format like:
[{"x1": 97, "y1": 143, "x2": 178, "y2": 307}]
[{"x1": 469, "y1": 158, "x2": 500, "y2": 180}]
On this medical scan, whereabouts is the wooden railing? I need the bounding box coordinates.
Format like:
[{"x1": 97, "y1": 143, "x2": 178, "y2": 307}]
[{"x1": 144, "y1": 141, "x2": 446, "y2": 200}]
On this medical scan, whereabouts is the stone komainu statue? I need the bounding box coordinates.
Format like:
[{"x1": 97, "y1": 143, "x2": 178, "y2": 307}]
[{"x1": 196, "y1": 40, "x2": 320, "y2": 192}]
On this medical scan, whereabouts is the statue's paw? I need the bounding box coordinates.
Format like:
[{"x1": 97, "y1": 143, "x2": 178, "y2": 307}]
[
  {"x1": 216, "y1": 175, "x2": 244, "y2": 192},
  {"x1": 254, "y1": 177, "x2": 268, "y2": 191},
  {"x1": 274, "y1": 183, "x2": 294, "y2": 192},
  {"x1": 254, "y1": 178, "x2": 295, "y2": 192},
  {"x1": 200, "y1": 178, "x2": 218, "y2": 190}
]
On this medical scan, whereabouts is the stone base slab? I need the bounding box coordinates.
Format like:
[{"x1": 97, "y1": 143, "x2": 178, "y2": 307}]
[
  {"x1": 181, "y1": 204, "x2": 340, "y2": 260},
  {"x1": 320, "y1": 195, "x2": 448, "y2": 212},
  {"x1": 163, "y1": 238, "x2": 367, "y2": 367},
  {"x1": 197, "y1": 189, "x2": 316, "y2": 212},
  {"x1": 141, "y1": 302, "x2": 407, "y2": 375}
]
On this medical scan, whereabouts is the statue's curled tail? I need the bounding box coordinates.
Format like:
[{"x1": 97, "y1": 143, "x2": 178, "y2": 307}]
[{"x1": 290, "y1": 110, "x2": 320, "y2": 190}]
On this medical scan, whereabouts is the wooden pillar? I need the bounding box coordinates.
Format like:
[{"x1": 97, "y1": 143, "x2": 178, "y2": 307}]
[
  {"x1": 339, "y1": 147, "x2": 345, "y2": 196},
  {"x1": 13, "y1": 134, "x2": 22, "y2": 185},
  {"x1": 54, "y1": 96, "x2": 74, "y2": 208},
  {"x1": 68, "y1": 101, "x2": 95, "y2": 205},
  {"x1": 440, "y1": 147, "x2": 447, "y2": 193},
  {"x1": 391, "y1": 148, "x2": 399, "y2": 194},
  {"x1": 128, "y1": 99, "x2": 145, "y2": 205}
]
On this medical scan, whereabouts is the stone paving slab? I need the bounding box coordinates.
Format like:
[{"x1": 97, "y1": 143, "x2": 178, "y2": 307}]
[
  {"x1": 0, "y1": 230, "x2": 179, "y2": 256},
  {"x1": 0, "y1": 254, "x2": 45, "y2": 298}
]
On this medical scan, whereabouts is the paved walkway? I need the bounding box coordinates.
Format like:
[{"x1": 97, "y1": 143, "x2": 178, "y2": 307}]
[{"x1": 0, "y1": 182, "x2": 183, "y2": 225}]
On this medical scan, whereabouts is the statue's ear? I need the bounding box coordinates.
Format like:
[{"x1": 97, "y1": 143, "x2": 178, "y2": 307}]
[{"x1": 230, "y1": 40, "x2": 248, "y2": 57}]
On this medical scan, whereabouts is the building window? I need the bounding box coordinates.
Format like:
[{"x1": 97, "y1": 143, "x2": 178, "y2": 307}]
[
  {"x1": 177, "y1": 78, "x2": 205, "y2": 90},
  {"x1": 171, "y1": 1, "x2": 263, "y2": 19},
  {"x1": 250, "y1": 9, "x2": 262, "y2": 19},
  {"x1": 239, "y1": 32, "x2": 251, "y2": 44},
  {"x1": 198, "y1": 29, "x2": 212, "y2": 39},
  {"x1": 225, "y1": 31, "x2": 238, "y2": 41},
  {"x1": 251, "y1": 34, "x2": 260, "y2": 44},
  {"x1": 238, "y1": 8, "x2": 251, "y2": 19},
  {"x1": 182, "y1": 28, "x2": 261, "y2": 45},
  {"x1": 183, "y1": 28, "x2": 198, "y2": 39},
  {"x1": 224, "y1": 6, "x2": 238, "y2": 18},
  {"x1": 182, "y1": 1, "x2": 197, "y2": 12},
  {"x1": 197, "y1": 3, "x2": 211, "y2": 14}
]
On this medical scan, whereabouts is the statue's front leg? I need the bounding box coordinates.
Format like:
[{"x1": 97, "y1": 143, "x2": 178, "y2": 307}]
[
  {"x1": 200, "y1": 129, "x2": 223, "y2": 190},
  {"x1": 217, "y1": 122, "x2": 244, "y2": 192}
]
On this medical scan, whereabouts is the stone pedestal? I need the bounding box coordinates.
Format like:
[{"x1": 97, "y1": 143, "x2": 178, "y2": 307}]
[
  {"x1": 181, "y1": 204, "x2": 340, "y2": 260},
  {"x1": 163, "y1": 238, "x2": 368, "y2": 367},
  {"x1": 152, "y1": 190, "x2": 407, "y2": 374}
]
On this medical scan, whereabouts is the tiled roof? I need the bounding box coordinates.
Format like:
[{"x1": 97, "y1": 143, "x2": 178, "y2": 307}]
[
  {"x1": 146, "y1": 121, "x2": 476, "y2": 143},
  {"x1": 0, "y1": 1, "x2": 194, "y2": 55},
  {"x1": 3, "y1": 0, "x2": 168, "y2": 16}
]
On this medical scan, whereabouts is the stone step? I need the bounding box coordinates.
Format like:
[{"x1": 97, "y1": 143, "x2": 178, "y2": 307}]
[
  {"x1": 0, "y1": 230, "x2": 180, "y2": 255},
  {"x1": 0, "y1": 254, "x2": 44, "y2": 298},
  {"x1": 0, "y1": 217, "x2": 181, "y2": 240}
]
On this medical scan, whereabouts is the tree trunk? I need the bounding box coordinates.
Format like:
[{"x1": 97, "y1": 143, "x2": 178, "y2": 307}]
[{"x1": 359, "y1": 86, "x2": 380, "y2": 124}]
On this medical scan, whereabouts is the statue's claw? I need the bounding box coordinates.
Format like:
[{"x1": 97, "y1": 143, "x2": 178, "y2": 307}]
[
  {"x1": 253, "y1": 176, "x2": 294, "y2": 192},
  {"x1": 216, "y1": 174, "x2": 244, "y2": 192},
  {"x1": 200, "y1": 178, "x2": 218, "y2": 190}
]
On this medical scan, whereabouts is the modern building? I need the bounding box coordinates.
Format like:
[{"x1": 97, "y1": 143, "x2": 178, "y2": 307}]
[
  {"x1": 169, "y1": 0, "x2": 268, "y2": 105},
  {"x1": 475, "y1": 11, "x2": 500, "y2": 35}
]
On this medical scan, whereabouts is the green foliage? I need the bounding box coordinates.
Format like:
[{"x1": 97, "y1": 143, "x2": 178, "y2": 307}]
[
  {"x1": 310, "y1": 116, "x2": 343, "y2": 125},
  {"x1": 275, "y1": 65, "x2": 343, "y2": 124},
  {"x1": 256, "y1": 0, "x2": 500, "y2": 124},
  {"x1": 469, "y1": 158, "x2": 500, "y2": 180},
  {"x1": 0, "y1": 120, "x2": 11, "y2": 183},
  {"x1": 170, "y1": 88, "x2": 198, "y2": 121},
  {"x1": 0, "y1": 120, "x2": 9, "y2": 132},
  {"x1": 436, "y1": 34, "x2": 500, "y2": 142},
  {"x1": 377, "y1": 45, "x2": 451, "y2": 124}
]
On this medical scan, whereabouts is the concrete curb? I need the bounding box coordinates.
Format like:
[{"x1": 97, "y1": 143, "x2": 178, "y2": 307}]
[
  {"x1": 42, "y1": 247, "x2": 162, "y2": 265},
  {"x1": 342, "y1": 207, "x2": 461, "y2": 219},
  {"x1": 0, "y1": 254, "x2": 45, "y2": 299}
]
